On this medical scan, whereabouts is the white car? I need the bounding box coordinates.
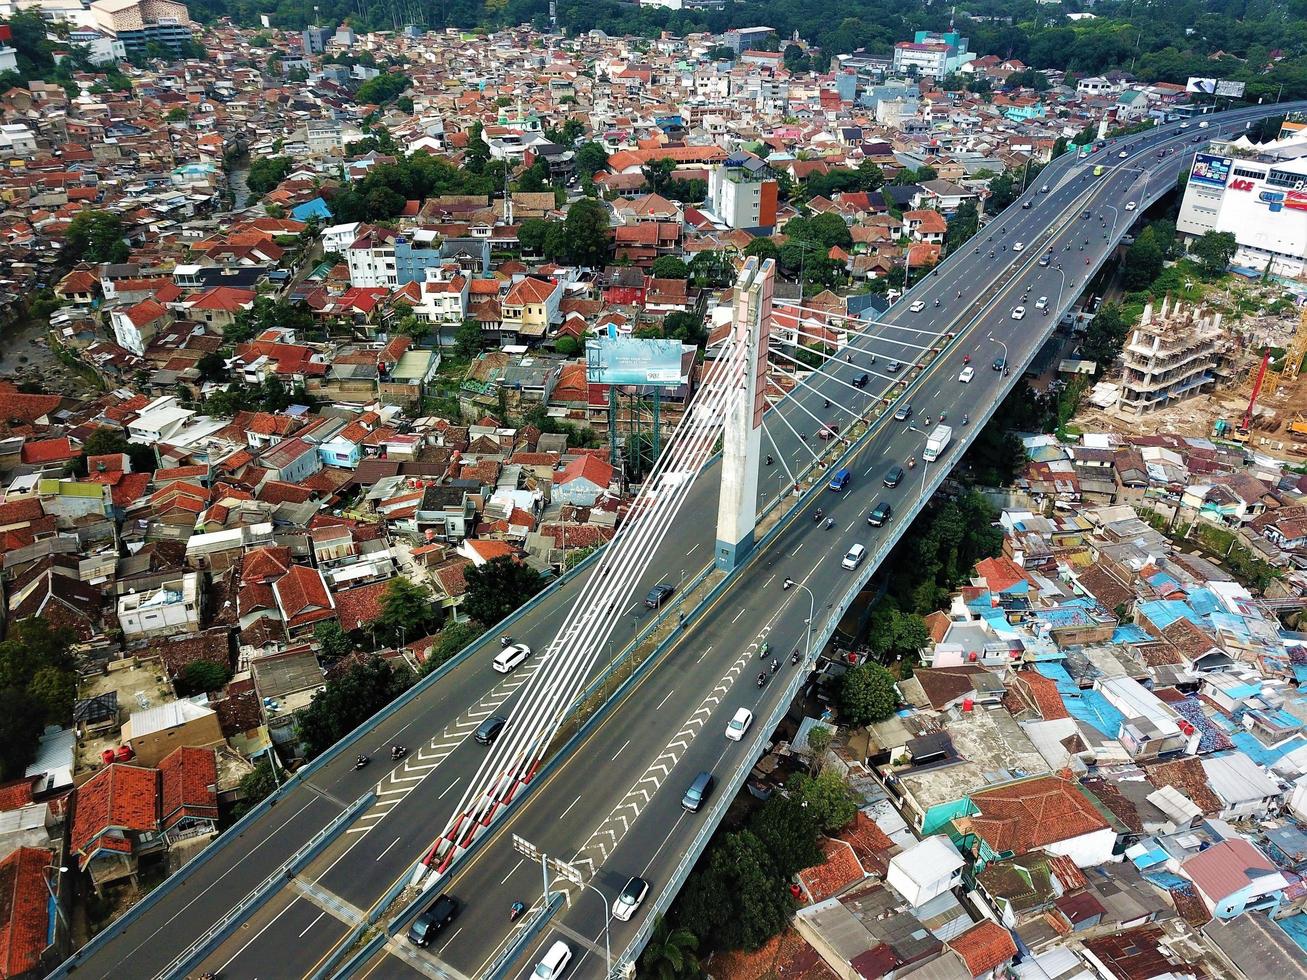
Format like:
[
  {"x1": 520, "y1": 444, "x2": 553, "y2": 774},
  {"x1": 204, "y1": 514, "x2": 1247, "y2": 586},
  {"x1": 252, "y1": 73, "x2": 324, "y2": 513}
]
[
  {"x1": 612, "y1": 877, "x2": 648, "y2": 921},
  {"x1": 1125, "y1": 201, "x2": 1137, "y2": 211},
  {"x1": 1199, "y1": 120, "x2": 1210, "y2": 128},
  {"x1": 1012, "y1": 242, "x2": 1025, "y2": 252},
  {"x1": 1180, "y1": 122, "x2": 1190, "y2": 129},
  {"x1": 1118, "y1": 150, "x2": 1128, "y2": 158},
  {"x1": 535, "y1": 940, "x2": 572, "y2": 979},
  {"x1": 492, "y1": 643, "x2": 531, "y2": 673},
  {"x1": 1011, "y1": 306, "x2": 1026, "y2": 320},
  {"x1": 958, "y1": 366, "x2": 975, "y2": 383},
  {"x1": 725, "y1": 707, "x2": 753, "y2": 741},
  {"x1": 909, "y1": 300, "x2": 925, "y2": 312}
]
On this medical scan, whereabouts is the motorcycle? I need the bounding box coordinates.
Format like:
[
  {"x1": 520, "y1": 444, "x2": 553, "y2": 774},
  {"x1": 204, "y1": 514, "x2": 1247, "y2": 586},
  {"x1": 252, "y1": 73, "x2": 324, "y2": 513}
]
[
  {"x1": 934, "y1": 299, "x2": 940, "y2": 307},
  {"x1": 353, "y1": 756, "x2": 369, "y2": 771},
  {"x1": 939, "y1": 411, "x2": 947, "y2": 422},
  {"x1": 1085, "y1": 258, "x2": 1090, "y2": 265},
  {"x1": 963, "y1": 354, "x2": 970, "y2": 364},
  {"x1": 908, "y1": 456, "x2": 916, "y2": 469},
  {"x1": 782, "y1": 577, "x2": 794, "y2": 591},
  {"x1": 791, "y1": 648, "x2": 801, "y2": 664},
  {"x1": 813, "y1": 509, "x2": 824, "y2": 523},
  {"x1": 766, "y1": 454, "x2": 773, "y2": 466},
  {"x1": 825, "y1": 517, "x2": 834, "y2": 529},
  {"x1": 757, "y1": 672, "x2": 768, "y2": 688},
  {"x1": 390, "y1": 745, "x2": 407, "y2": 760},
  {"x1": 759, "y1": 642, "x2": 771, "y2": 660},
  {"x1": 499, "y1": 635, "x2": 511, "y2": 647},
  {"x1": 771, "y1": 659, "x2": 780, "y2": 673},
  {"x1": 823, "y1": 399, "x2": 830, "y2": 409},
  {"x1": 962, "y1": 414, "x2": 969, "y2": 425},
  {"x1": 510, "y1": 901, "x2": 526, "y2": 923}
]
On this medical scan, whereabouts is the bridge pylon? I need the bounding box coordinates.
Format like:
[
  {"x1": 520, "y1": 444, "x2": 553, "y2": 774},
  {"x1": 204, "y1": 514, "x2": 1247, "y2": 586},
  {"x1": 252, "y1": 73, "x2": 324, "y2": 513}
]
[{"x1": 714, "y1": 257, "x2": 773, "y2": 571}]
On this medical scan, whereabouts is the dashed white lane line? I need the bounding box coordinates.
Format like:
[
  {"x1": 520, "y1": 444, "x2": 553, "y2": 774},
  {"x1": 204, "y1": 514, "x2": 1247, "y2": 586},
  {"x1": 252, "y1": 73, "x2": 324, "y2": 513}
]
[
  {"x1": 685, "y1": 543, "x2": 700, "y2": 557},
  {"x1": 611, "y1": 739, "x2": 631, "y2": 762},
  {"x1": 437, "y1": 778, "x2": 460, "y2": 800},
  {"x1": 298, "y1": 911, "x2": 326, "y2": 938},
  {"x1": 376, "y1": 837, "x2": 401, "y2": 862},
  {"x1": 655, "y1": 689, "x2": 676, "y2": 710},
  {"x1": 501, "y1": 858, "x2": 524, "y2": 885},
  {"x1": 560, "y1": 795, "x2": 582, "y2": 819}
]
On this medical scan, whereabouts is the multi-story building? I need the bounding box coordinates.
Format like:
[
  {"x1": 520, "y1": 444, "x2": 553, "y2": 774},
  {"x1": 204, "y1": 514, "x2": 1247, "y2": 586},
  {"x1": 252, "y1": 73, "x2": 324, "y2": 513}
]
[
  {"x1": 892, "y1": 41, "x2": 950, "y2": 78},
  {"x1": 1116, "y1": 297, "x2": 1225, "y2": 416},
  {"x1": 347, "y1": 229, "x2": 490, "y2": 288},
  {"x1": 1176, "y1": 134, "x2": 1307, "y2": 276},
  {"x1": 117, "y1": 572, "x2": 204, "y2": 640},
  {"x1": 89, "y1": 0, "x2": 194, "y2": 57},
  {"x1": 707, "y1": 155, "x2": 778, "y2": 231}
]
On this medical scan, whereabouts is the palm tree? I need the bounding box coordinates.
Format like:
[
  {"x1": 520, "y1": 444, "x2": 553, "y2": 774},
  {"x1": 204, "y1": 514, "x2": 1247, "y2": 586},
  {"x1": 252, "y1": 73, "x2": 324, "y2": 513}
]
[{"x1": 638, "y1": 916, "x2": 701, "y2": 980}]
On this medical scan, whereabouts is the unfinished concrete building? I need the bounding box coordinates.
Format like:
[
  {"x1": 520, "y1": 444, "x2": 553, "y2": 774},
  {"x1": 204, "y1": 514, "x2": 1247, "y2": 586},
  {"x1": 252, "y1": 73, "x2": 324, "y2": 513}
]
[{"x1": 1116, "y1": 297, "x2": 1225, "y2": 416}]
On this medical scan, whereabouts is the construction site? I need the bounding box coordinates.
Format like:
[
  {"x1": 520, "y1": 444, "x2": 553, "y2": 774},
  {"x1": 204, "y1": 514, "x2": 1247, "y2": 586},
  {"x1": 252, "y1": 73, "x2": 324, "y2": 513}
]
[{"x1": 1077, "y1": 289, "x2": 1307, "y2": 457}]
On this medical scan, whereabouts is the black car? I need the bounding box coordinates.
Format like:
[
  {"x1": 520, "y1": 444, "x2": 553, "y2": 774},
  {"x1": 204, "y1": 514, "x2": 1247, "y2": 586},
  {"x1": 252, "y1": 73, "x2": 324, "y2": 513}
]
[
  {"x1": 1081, "y1": 210, "x2": 1091, "y2": 219},
  {"x1": 853, "y1": 372, "x2": 870, "y2": 388},
  {"x1": 407, "y1": 894, "x2": 459, "y2": 947},
  {"x1": 868, "y1": 501, "x2": 893, "y2": 527},
  {"x1": 992, "y1": 357, "x2": 1006, "y2": 371},
  {"x1": 474, "y1": 716, "x2": 507, "y2": 745},
  {"x1": 883, "y1": 465, "x2": 905, "y2": 488},
  {"x1": 893, "y1": 403, "x2": 912, "y2": 421},
  {"x1": 645, "y1": 582, "x2": 675, "y2": 608}
]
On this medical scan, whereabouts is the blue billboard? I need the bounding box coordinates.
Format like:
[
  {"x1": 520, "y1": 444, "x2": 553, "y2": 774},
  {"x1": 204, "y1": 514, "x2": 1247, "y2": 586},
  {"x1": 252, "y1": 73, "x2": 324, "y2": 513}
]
[
  {"x1": 585, "y1": 336, "x2": 684, "y2": 386},
  {"x1": 1190, "y1": 153, "x2": 1231, "y2": 188}
]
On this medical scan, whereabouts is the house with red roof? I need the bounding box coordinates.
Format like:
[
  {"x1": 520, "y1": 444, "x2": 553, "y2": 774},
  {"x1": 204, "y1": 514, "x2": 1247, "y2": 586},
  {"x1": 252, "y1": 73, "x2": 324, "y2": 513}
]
[
  {"x1": 182, "y1": 285, "x2": 257, "y2": 331},
  {"x1": 109, "y1": 297, "x2": 172, "y2": 355},
  {"x1": 945, "y1": 920, "x2": 1018, "y2": 979},
  {"x1": 953, "y1": 775, "x2": 1116, "y2": 869},
  {"x1": 0, "y1": 846, "x2": 57, "y2": 977},
  {"x1": 554, "y1": 454, "x2": 614, "y2": 506},
  {"x1": 332, "y1": 579, "x2": 390, "y2": 633},
  {"x1": 0, "y1": 383, "x2": 61, "y2": 427},
  {"x1": 272, "y1": 564, "x2": 336, "y2": 637},
  {"x1": 902, "y1": 209, "x2": 948, "y2": 244},
  {"x1": 20, "y1": 437, "x2": 77, "y2": 470},
  {"x1": 501, "y1": 276, "x2": 563, "y2": 343}
]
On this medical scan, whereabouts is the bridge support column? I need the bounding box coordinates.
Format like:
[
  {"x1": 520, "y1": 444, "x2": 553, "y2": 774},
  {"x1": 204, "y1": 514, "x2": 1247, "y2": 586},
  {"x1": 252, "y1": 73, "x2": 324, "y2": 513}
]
[{"x1": 715, "y1": 257, "x2": 773, "y2": 571}]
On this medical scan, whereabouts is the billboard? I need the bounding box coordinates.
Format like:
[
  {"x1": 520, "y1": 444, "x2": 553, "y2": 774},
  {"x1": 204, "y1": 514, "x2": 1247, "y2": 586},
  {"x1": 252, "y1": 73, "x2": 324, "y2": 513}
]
[
  {"x1": 1190, "y1": 153, "x2": 1231, "y2": 188},
  {"x1": 585, "y1": 335, "x2": 684, "y2": 386},
  {"x1": 1186, "y1": 77, "x2": 1247, "y2": 98},
  {"x1": 1285, "y1": 191, "x2": 1307, "y2": 212}
]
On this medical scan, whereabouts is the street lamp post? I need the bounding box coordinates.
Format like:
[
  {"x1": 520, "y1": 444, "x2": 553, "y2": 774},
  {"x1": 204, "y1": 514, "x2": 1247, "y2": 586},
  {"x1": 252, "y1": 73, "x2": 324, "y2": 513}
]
[
  {"x1": 781, "y1": 580, "x2": 816, "y2": 663},
  {"x1": 43, "y1": 865, "x2": 69, "y2": 940},
  {"x1": 1102, "y1": 203, "x2": 1120, "y2": 241},
  {"x1": 579, "y1": 881, "x2": 613, "y2": 976},
  {"x1": 1050, "y1": 266, "x2": 1068, "y2": 313},
  {"x1": 992, "y1": 337, "x2": 1009, "y2": 372}
]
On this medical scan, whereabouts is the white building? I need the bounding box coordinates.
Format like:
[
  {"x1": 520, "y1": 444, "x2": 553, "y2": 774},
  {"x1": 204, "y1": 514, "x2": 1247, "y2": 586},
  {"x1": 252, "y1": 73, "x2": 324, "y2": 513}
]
[
  {"x1": 892, "y1": 41, "x2": 950, "y2": 77},
  {"x1": 0, "y1": 123, "x2": 37, "y2": 158},
  {"x1": 118, "y1": 572, "x2": 203, "y2": 639},
  {"x1": 1176, "y1": 135, "x2": 1307, "y2": 276},
  {"x1": 127, "y1": 397, "x2": 194, "y2": 445},
  {"x1": 885, "y1": 835, "x2": 965, "y2": 908},
  {"x1": 707, "y1": 156, "x2": 778, "y2": 231}
]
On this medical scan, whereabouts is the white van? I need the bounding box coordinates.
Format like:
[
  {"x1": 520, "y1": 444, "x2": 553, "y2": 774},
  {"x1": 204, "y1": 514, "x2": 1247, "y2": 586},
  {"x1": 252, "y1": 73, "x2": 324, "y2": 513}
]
[
  {"x1": 492, "y1": 643, "x2": 531, "y2": 673},
  {"x1": 1034, "y1": 296, "x2": 1048, "y2": 312},
  {"x1": 841, "y1": 544, "x2": 867, "y2": 570}
]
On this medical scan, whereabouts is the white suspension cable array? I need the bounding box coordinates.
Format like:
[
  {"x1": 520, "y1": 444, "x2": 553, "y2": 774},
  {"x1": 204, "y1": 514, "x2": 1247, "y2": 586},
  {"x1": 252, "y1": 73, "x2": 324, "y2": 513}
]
[
  {"x1": 423, "y1": 338, "x2": 751, "y2": 873},
  {"x1": 772, "y1": 299, "x2": 949, "y2": 338}
]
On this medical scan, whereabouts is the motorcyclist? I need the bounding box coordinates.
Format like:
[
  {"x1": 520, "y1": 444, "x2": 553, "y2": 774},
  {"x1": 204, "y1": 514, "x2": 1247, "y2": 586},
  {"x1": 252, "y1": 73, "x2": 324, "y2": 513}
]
[
  {"x1": 510, "y1": 901, "x2": 526, "y2": 922},
  {"x1": 355, "y1": 756, "x2": 368, "y2": 769},
  {"x1": 814, "y1": 508, "x2": 824, "y2": 521},
  {"x1": 908, "y1": 456, "x2": 916, "y2": 468},
  {"x1": 771, "y1": 658, "x2": 780, "y2": 673},
  {"x1": 963, "y1": 413, "x2": 970, "y2": 424},
  {"x1": 825, "y1": 517, "x2": 834, "y2": 529}
]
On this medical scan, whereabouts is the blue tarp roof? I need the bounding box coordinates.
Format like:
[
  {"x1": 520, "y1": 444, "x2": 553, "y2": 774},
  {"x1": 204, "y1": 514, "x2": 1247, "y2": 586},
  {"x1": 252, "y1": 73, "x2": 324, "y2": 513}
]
[
  {"x1": 1136, "y1": 599, "x2": 1199, "y2": 631},
  {"x1": 1035, "y1": 663, "x2": 1124, "y2": 737},
  {"x1": 1113, "y1": 624, "x2": 1152, "y2": 644},
  {"x1": 1230, "y1": 730, "x2": 1307, "y2": 767}
]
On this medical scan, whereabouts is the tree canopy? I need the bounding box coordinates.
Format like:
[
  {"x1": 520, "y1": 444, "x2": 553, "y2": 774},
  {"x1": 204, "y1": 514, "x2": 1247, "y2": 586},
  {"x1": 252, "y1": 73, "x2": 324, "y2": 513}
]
[
  {"x1": 839, "y1": 662, "x2": 899, "y2": 725},
  {"x1": 463, "y1": 556, "x2": 547, "y2": 627},
  {"x1": 296, "y1": 656, "x2": 413, "y2": 759},
  {"x1": 1192, "y1": 230, "x2": 1237, "y2": 278},
  {"x1": 65, "y1": 211, "x2": 130, "y2": 265}
]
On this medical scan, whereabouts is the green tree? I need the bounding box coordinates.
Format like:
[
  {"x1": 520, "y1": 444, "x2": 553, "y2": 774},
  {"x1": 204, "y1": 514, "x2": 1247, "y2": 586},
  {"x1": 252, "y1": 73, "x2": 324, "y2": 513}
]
[
  {"x1": 563, "y1": 545, "x2": 596, "y2": 570},
  {"x1": 574, "y1": 142, "x2": 609, "y2": 180},
  {"x1": 986, "y1": 171, "x2": 1019, "y2": 212},
  {"x1": 805, "y1": 724, "x2": 833, "y2": 772},
  {"x1": 0, "y1": 688, "x2": 45, "y2": 781},
  {"x1": 651, "y1": 256, "x2": 689, "y2": 279},
  {"x1": 637, "y1": 916, "x2": 702, "y2": 980},
  {"x1": 166, "y1": 106, "x2": 188, "y2": 122},
  {"x1": 455, "y1": 317, "x2": 485, "y2": 357},
  {"x1": 945, "y1": 200, "x2": 979, "y2": 253},
  {"x1": 748, "y1": 793, "x2": 821, "y2": 878},
  {"x1": 419, "y1": 620, "x2": 483, "y2": 676},
  {"x1": 296, "y1": 656, "x2": 413, "y2": 759},
  {"x1": 246, "y1": 156, "x2": 293, "y2": 196},
  {"x1": 195, "y1": 351, "x2": 228, "y2": 383},
  {"x1": 28, "y1": 666, "x2": 75, "y2": 727},
  {"x1": 355, "y1": 71, "x2": 410, "y2": 105},
  {"x1": 678, "y1": 831, "x2": 792, "y2": 952},
  {"x1": 232, "y1": 758, "x2": 278, "y2": 818},
  {"x1": 517, "y1": 218, "x2": 552, "y2": 255},
  {"x1": 314, "y1": 621, "x2": 353, "y2": 660},
  {"x1": 663, "y1": 311, "x2": 708, "y2": 346},
  {"x1": 789, "y1": 770, "x2": 858, "y2": 832},
  {"x1": 555, "y1": 335, "x2": 580, "y2": 356},
  {"x1": 1191, "y1": 230, "x2": 1237, "y2": 278},
  {"x1": 840, "y1": 662, "x2": 898, "y2": 725},
  {"x1": 559, "y1": 198, "x2": 611, "y2": 267},
  {"x1": 75, "y1": 427, "x2": 157, "y2": 474},
  {"x1": 1080, "y1": 301, "x2": 1130, "y2": 371},
  {"x1": 1122, "y1": 226, "x2": 1164, "y2": 291},
  {"x1": 179, "y1": 660, "x2": 230, "y2": 696},
  {"x1": 373, "y1": 576, "x2": 439, "y2": 645},
  {"x1": 65, "y1": 211, "x2": 130, "y2": 264},
  {"x1": 463, "y1": 556, "x2": 547, "y2": 626},
  {"x1": 743, "y1": 237, "x2": 779, "y2": 261}
]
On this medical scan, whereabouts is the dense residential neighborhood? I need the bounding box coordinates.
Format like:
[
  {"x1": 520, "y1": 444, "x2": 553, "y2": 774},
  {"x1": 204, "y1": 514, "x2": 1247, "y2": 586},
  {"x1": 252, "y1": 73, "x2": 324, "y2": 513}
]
[{"x1": 0, "y1": 2, "x2": 1303, "y2": 977}]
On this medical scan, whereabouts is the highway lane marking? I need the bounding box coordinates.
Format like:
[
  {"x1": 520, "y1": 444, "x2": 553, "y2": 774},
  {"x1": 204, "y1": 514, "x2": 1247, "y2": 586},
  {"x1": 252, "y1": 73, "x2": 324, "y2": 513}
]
[
  {"x1": 438, "y1": 778, "x2": 460, "y2": 800},
  {"x1": 501, "y1": 858, "x2": 524, "y2": 885},
  {"x1": 298, "y1": 911, "x2": 326, "y2": 938},
  {"x1": 214, "y1": 896, "x2": 303, "y2": 973},
  {"x1": 655, "y1": 689, "x2": 676, "y2": 709},
  {"x1": 611, "y1": 739, "x2": 631, "y2": 761},
  {"x1": 791, "y1": 542, "x2": 804, "y2": 556},
  {"x1": 560, "y1": 795, "x2": 582, "y2": 819},
  {"x1": 685, "y1": 543, "x2": 700, "y2": 556},
  {"x1": 377, "y1": 837, "x2": 402, "y2": 862}
]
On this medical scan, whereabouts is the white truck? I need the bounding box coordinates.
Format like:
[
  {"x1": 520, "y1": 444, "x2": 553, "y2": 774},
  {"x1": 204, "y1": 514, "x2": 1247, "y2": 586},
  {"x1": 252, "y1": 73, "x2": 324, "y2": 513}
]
[{"x1": 923, "y1": 424, "x2": 952, "y2": 462}]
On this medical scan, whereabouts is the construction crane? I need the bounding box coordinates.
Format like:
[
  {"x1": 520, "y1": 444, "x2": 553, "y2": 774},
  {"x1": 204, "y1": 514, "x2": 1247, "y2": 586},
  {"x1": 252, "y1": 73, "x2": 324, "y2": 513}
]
[{"x1": 1235, "y1": 346, "x2": 1273, "y2": 442}]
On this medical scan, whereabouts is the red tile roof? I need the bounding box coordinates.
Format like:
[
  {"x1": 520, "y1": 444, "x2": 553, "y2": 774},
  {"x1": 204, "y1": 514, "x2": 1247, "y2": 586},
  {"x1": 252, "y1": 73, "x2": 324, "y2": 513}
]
[
  {"x1": 273, "y1": 564, "x2": 335, "y2": 630},
  {"x1": 21, "y1": 437, "x2": 77, "y2": 465},
  {"x1": 71, "y1": 763, "x2": 159, "y2": 867},
  {"x1": 558, "y1": 453, "x2": 613, "y2": 489},
  {"x1": 0, "y1": 846, "x2": 54, "y2": 977},
  {"x1": 962, "y1": 776, "x2": 1109, "y2": 856},
  {"x1": 947, "y1": 921, "x2": 1017, "y2": 977},
  {"x1": 333, "y1": 579, "x2": 389, "y2": 632},
  {"x1": 799, "y1": 838, "x2": 865, "y2": 903},
  {"x1": 158, "y1": 747, "x2": 218, "y2": 831},
  {"x1": 0, "y1": 779, "x2": 35, "y2": 813},
  {"x1": 0, "y1": 385, "x2": 60, "y2": 424}
]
